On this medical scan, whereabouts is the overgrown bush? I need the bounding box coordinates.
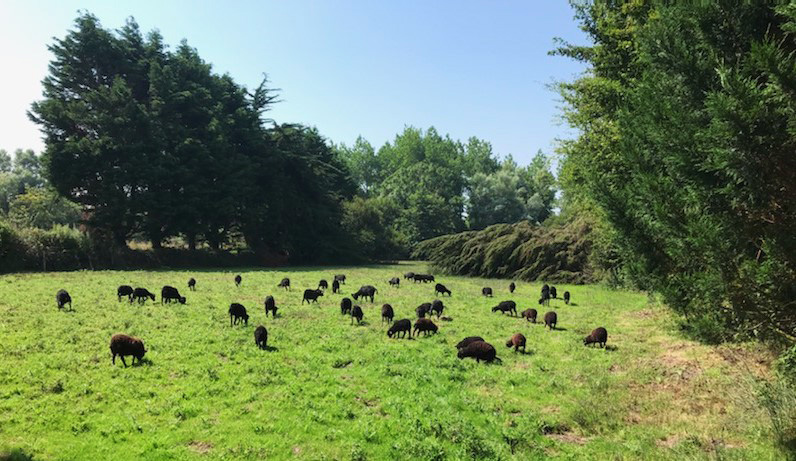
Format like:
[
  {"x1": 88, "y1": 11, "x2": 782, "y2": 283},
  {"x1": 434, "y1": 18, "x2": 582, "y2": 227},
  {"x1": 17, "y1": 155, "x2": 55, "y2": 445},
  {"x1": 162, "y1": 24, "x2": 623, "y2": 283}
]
[{"x1": 413, "y1": 217, "x2": 596, "y2": 283}]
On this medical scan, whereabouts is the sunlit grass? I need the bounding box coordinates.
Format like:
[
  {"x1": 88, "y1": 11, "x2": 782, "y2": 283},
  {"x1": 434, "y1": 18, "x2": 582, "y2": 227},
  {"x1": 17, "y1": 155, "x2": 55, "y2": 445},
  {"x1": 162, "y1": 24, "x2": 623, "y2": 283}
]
[{"x1": 0, "y1": 263, "x2": 778, "y2": 459}]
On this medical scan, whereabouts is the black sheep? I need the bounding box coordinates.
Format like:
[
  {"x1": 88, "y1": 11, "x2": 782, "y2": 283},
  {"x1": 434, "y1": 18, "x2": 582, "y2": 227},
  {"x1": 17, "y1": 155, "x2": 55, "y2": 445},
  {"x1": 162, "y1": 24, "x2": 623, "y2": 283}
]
[
  {"x1": 56, "y1": 289, "x2": 72, "y2": 310},
  {"x1": 506, "y1": 333, "x2": 526, "y2": 353},
  {"x1": 381, "y1": 304, "x2": 394, "y2": 324},
  {"x1": 538, "y1": 292, "x2": 550, "y2": 307},
  {"x1": 550, "y1": 286, "x2": 557, "y2": 299},
  {"x1": 351, "y1": 305, "x2": 364, "y2": 325},
  {"x1": 278, "y1": 278, "x2": 291, "y2": 290},
  {"x1": 264, "y1": 295, "x2": 278, "y2": 317},
  {"x1": 352, "y1": 285, "x2": 377, "y2": 302},
  {"x1": 161, "y1": 286, "x2": 186, "y2": 304},
  {"x1": 430, "y1": 299, "x2": 444, "y2": 318},
  {"x1": 521, "y1": 308, "x2": 538, "y2": 323},
  {"x1": 229, "y1": 303, "x2": 249, "y2": 326},
  {"x1": 387, "y1": 319, "x2": 412, "y2": 339},
  {"x1": 491, "y1": 300, "x2": 517, "y2": 316},
  {"x1": 318, "y1": 280, "x2": 328, "y2": 290},
  {"x1": 584, "y1": 327, "x2": 608, "y2": 348},
  {"x1": 302, "y1": 289, "x2": 324, "y2": 304},
  {"x1": 482, "y1": 287, "x2": 493, "y2": 297},
  {"x1": 457, "y1": 341, "x2": 499, "y2": 363},
  {"x1": 132, "y1": 287, "x2": 156, "y2": 304},
  {"x1": 340, "y1": 297, "x2": 352, "y2": 315},
  {"x1": 234, "y1": 274, "x2": 242, "y2": 287},
  {"x1": 509, "y1": 282, "x2": 516, "y2": 293},
  {"x1": 456, "y1": 336, "x2": 485, "y2": 350},
  {"x1": 188, "y1": 278, "x2": 196, "y2": 291},
  {"x1": 413, "y1": 318, "x2": 438, "y2": 336},
  {"x1": 544, "y1": 311, "x2": 557, "y2": 330},
  {"x1": 404, "y1": 272, "x2": 415, "y2": 280},
  {"x1": 416, "y1": 302, "x2": 432, "y2": 318},
  {"x1": 254, "y1": 325, "x2": 268, "y2": 350},
  {"x1": 541, "y1": 284, "x2": 550, "y2": 295},
  {"x1": 415, "y1": 274, "x2": 435, "y2": 283},
  {"x1": 110, "y1": 333, "x2": 146, "y2": 367},
  {"x1": 434, "y1": 283, "x2": 451, "y2": 297},
  {"x1": 334, "y1": 274, "x2": 346, "y2": 285},
  {"x1": 389, "y1": 277, "x2": 400, "y2": 287},
  {"x1": 117, "y1": 285, "x2": 134, "y2": 302},
  {"x1": 564, "y1": 291, "x2": 570, "y2": 305},
  {"x1": 332, "y1": 279, "x2": 340, "y2": 294}
]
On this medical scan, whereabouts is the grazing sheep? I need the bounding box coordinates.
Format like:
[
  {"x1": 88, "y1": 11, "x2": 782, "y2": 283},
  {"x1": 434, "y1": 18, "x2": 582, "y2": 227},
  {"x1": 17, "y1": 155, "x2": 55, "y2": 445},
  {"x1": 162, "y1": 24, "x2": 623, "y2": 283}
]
[
  {"x1": 351, "y1": 305, "x2": 364, "y2": 325},
  {"x1": 544, "y1": 311, "x2": 557, "y2": 330},
  {"x1": 404, "y1": 272, "x2": 415, "y2": 280},
  {"x1": 132, "y1": 287, "x2": 156, "y2": 304},
  {"x1": 509, "y1": 282, "x2": 516, "y2": 293},
  {"x1": 264, "y1": 295, "x2": 278, "y2": 317},
  {"x1": 381, "y1": 304, "x2": 394, "y2": 324},
  {"x1": 550, "y1": 286, "x2": 557, "y2": 299},
  {"x1": 456, "y1": 336, "x2": 485, "y2": 350},
  {"x1": 584, "y1": 327, "x2": 608, "y2": 348},
  {"x1": 491, "y1": 300, "x2": 517, "y2": 316},
  {"x1": 235, "y1": 274, "x2": 242, "y2": 287},
  {"x1": 352, "y1": 285, "x2": 377, "y2": 303},
  {"x1": 117, "y1": 285, "x2": 134, "y2": 302},
  {"x1": 482, "y1": 287, "x2": 493, "y2": 297},
  {"x1": 56, "y1": 289, "x2": 72, "y2": 310},
  {"x1": 110, "y1": 333, "x2": 146, "y2": 367},
  {"x1": 414, "y1": 274, "x2": 435, "y2": 283},
  {"x1": 416, "y1": 302, "x2": 432, "y2": 318},
  {"x1": 302, "y1": 289, "x2": 324, "y2": 304},
  {"x1": 413, "y1": 318, "x2": 438, "y2": 336},
  {"x1": 229, "y1": 303, "x2": 249, "y2": 326},
  {"x1": 332, "y1": 279, "x2": 340, "y2": 294},
  {"x1": 188, "y1": 278, "x2": 196, "y2": 291},
  {"x1": 521, "y1": 308, "x2": 538, "y2": 323},
  {"x1": 340, "y1": 297, "x2": 352, "y2": 315},
  {"x1": 564, "y1": 291, "x2": 570, "y2": 305},
  {"x1": 538, "y1": 291, "x2": 550, "y2": 307},
  {"x1": 434, "y1": 283, "x2": 452, "y2": 297},
  {"x1": 254, "y1": 325, "x2": 268, "y2": 350},
  {"x1": 334, "y1": 274, "x2": 346, "y2": 285},
  {"x1": 318, "y1": 279, "x2": 328, "y2": 290},
  {"x1": 541, "y1": 284, "x2": 550, "y2": 295},
  {"x1": 389, "y1": 277, "x2": 400, "y2": 287},
  {"x1": 161, "y1": 286, "x2": 186, "y2": 304},
  {"x1": 278, "y1": 278, "x2": 291, "y2": 290},
  {"x1": 387, "y1": 319, "x2": 412, "y2": 339},
  {"x1": 430, "y1": 299, "x2": 444, "y2": 318},
  {"x1": 506, "y1": 333, "x2": 526, "y2": 353},
  {"x1": 457, "y1": 341, "x2": 499, "y2": 363}
]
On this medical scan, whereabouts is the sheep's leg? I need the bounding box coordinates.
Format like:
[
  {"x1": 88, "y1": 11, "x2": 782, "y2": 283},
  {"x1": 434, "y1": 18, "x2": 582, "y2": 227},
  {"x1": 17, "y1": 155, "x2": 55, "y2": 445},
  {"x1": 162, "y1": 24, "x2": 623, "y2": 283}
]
[
  {"x1": 120, "y1": 355, "x2": 127, "y2": 367},
  {"x1": 112, "y1": 353, "x2": 116, "y2": 365}
]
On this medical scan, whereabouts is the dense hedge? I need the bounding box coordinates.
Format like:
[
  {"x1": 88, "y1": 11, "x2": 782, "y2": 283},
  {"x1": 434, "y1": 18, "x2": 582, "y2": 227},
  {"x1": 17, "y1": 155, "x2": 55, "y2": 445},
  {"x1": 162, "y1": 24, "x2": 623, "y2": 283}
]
[
  {"x1": 412, "y1": 218, "x2": 595, "y2": 284},
  {"x1": 0, "y1": 222, "x2": 266, "y2": 273}
]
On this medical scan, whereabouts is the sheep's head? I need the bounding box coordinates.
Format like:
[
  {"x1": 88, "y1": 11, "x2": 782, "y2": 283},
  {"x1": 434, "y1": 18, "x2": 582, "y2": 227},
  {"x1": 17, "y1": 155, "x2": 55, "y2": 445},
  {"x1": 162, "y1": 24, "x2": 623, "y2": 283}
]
[
  {"x1": 457, "y1": 349, "x2": 466, "y2": 359},
  {"x1": 491, "y1": 306, "x2": 499, "y2": 312},
  {"x1": 179, "y1": 297, "x2": 186, "y2": 304},
  {"x1": 387, "y1": 330, "x2": 394, "y2": 338}
]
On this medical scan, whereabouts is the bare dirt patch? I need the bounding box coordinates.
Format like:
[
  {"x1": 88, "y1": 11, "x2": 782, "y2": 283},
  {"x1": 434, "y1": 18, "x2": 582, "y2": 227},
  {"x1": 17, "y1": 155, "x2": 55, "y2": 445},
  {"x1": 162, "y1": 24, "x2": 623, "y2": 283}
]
[
  {"x1": 187, "y1": 441, "x2": 213, "y2": 454},
  {"x1": 546, "y1": 432, "x2": 588, "y2": 445}
]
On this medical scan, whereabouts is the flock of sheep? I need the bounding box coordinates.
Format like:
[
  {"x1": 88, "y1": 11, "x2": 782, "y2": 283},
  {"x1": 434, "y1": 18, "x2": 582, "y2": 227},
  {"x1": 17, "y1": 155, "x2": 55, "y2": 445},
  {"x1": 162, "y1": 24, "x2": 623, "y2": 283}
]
[{"x1": 54, "y1": 271, "x2": 608, "y2": 367}]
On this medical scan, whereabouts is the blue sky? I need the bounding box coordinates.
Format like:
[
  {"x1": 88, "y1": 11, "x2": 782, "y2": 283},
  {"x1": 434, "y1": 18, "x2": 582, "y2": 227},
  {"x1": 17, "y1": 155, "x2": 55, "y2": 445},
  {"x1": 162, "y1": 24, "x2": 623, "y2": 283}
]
[{"x1": 0, "y1": 1, "x2": 588, "y2": 165}]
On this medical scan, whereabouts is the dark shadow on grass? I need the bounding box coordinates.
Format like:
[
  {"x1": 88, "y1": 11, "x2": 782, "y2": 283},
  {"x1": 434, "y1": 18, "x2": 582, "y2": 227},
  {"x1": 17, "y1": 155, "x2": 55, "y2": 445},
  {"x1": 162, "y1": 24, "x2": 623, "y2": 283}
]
[
  {"x1": 260, "y1": 345, "x2": 279, "y2": 352},
  {"x1": 604, "y1": 345, "x2": 618, "y2": 352},
  {"x1": 550, "y1": 326, "x2": 568, "y2": 331},
  {"x1": 132, "y1": 358, "x2": 153, "y2": 367},
  {"x1": 0, "y1": 448, "x2": 37, "y2": 461},
  {"x1": 568, "y1": 302, "x2": 579, "y2": 307}
]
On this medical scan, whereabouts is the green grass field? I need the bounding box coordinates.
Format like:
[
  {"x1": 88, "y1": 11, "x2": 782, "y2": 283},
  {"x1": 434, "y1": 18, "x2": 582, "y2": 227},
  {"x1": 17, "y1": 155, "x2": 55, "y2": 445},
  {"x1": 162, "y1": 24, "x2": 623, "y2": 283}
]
[{"x1": 0, "y1": 263, "x2": 780, "y2": 460}]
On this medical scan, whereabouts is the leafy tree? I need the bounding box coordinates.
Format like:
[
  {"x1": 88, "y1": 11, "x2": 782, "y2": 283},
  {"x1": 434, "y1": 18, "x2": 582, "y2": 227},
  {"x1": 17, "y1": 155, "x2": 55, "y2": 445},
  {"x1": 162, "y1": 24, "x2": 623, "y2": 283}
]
[
  {"x1": 0, "y1": 150, "x2": 12, "y2": 173},
  {"x1": 8, "y1": 187, "x2": 81, "y2": 229},
  {"x1": 556, "y1": 1, "x2": 796, "y2": 342}
]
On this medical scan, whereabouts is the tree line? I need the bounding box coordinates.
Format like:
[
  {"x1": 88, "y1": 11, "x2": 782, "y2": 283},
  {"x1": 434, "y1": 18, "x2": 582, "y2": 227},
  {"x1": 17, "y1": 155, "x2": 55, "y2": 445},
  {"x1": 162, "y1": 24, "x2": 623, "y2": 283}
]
[
  {"x1": 17, "y1": 13, "x2": 557, "y2": 263},
  {"x1": 554, "y1": 1, "x2": 796, "y2": 345}
]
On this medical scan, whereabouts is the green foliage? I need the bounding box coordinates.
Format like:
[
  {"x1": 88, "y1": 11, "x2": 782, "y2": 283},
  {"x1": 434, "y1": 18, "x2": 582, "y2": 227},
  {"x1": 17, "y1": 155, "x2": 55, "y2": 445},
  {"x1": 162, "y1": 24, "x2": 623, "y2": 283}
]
[
  {"x1": 28, "y1": 13, "x2": 353, "y2": 262},
  {"x1": 0, "y1": 265, "x2": 780, "y2": 459},
  {"x1": 557, "y1": 1, "x2": 796, "y2": 343},
  {"x1": 341, "y1": 196, "x2": 405, "y2": 260},
  {"x1": 336, "y1": 126, "x2": 558, "y2": 248},
  {"x1": 413, "y1": 217, "x2": 595, "y2": 283},
  {"x1": 7, "y1": 188, "x2": 81, "y2": 229}
]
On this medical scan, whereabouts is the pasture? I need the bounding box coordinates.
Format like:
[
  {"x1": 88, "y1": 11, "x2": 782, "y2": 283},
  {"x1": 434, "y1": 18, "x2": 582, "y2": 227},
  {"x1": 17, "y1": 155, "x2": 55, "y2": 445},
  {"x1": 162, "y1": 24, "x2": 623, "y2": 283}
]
[{"x1": 0, "y1": 263, "x2": 778, "y2": 460}]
